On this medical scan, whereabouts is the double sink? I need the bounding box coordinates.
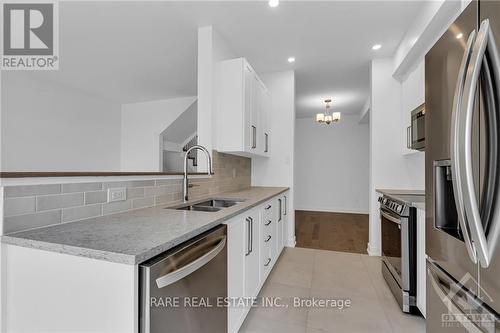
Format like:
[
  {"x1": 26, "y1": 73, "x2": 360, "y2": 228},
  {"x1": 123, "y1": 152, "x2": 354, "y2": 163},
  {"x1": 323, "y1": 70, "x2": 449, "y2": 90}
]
[{"x1": 171, "y1": 198, "x2": 244, "y2": 212}]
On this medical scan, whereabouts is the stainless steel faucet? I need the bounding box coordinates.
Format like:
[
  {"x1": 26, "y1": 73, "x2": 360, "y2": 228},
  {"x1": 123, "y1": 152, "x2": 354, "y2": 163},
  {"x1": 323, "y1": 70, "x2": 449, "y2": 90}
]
[{"x1": 183, "y1": 145, "x2": 212, "y2": 202}]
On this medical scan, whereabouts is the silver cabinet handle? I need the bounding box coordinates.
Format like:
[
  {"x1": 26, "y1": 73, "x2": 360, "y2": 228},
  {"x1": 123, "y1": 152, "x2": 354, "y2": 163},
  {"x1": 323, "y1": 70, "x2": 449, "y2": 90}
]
[
  {"x1": 265, "y1": 219, "x2": 272, "y2": 226},
  {"x1": 251, "y1": 126, "x2": 256, "y2": 149},
  {"x1": 245, "y1": 217, "x2": 251, "y2": 256},
  {"x1": 265, "y1": 204, "x2": 272, "y2": 210},
  {"x1": 155, "y1": 236, "x2": 226, "y2": 289},
  {"x1": 458, "y1": 19, "x2": 500, "y2": 268},
  {"x1": 249, "y1": 217, "x2": 253, "y2": 254},
  {"x1": 278, "y1": 198, "x2": 282, "y2": 222},
  {"x1": 284, "y1": 195, "x2": 287, "y2": 215},
  {"x1": 264, "y1": 258, "x2": 271, "y2": 267},
  {"x1": 406, "y1": 126, "x2": 411, "y2": 149},
  {"x1": 264, "y1": 133, "x2": 269, "y2": 153},
  {"x1": 450, "y1": 28, "x2": 478, "y2": 264},
  {"x1": 381, "y1": 210, "x2": 401, "y2": 225},
  {"x1": 265, "y1": 235, "x2": 271, "y2": 243}
]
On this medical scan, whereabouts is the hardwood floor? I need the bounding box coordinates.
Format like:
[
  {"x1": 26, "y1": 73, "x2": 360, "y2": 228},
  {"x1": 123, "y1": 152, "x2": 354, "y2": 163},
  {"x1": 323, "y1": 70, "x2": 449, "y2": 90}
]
[{"x1": 295, "y1": 210, "x2": 369, "y2": 254}]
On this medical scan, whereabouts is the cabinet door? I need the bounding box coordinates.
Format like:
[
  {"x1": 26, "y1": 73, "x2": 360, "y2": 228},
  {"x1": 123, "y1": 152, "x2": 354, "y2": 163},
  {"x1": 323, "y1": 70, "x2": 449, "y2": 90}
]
[
  {"x1": 251, "y1": 74, "x2": 262, "y2": 154},
  {"x1": 276, "y1": 196, "x2": 285, "y2": 254},
  {"x1": 244, "y1": 210, "x2": 260, "y2": 297},
  {"x1": 243, "y1": 63, "x2": 254, "y2": 153},
  {"x1": 262, "y1": 91, "x2": 271, "y2": 156},
  {"x1": 226, "y1": 218, "x2": 246, "y2": 332}
]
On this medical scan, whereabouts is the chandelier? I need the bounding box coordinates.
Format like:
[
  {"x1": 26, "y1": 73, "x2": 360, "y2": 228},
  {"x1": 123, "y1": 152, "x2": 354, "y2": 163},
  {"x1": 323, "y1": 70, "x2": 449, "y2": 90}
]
[{"x1": 316, "y1": 99, "x2": 341, "y2": 125}]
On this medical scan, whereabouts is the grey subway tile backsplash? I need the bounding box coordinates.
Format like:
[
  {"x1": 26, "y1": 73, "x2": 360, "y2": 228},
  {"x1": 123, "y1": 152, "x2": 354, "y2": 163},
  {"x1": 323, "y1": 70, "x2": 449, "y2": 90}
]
[
  {"x1": 37, "y1": 193, "x2": 84, "y2": 211},
  {"x1": 102, "y1": 200, "x2": 132, "y2": 215},
  {"x1": 62, "y1": 182, "x2": 102, "y2": 193},
  {"x1": 84, "y1": 190, "x2": 107, "y2": 205},
  {"x1": 144, "y1": 185, "x2": 169, "y2": 197},
  {"x1": 126, "y1": 187, "x2": 145, "y2": 199},
  {"x1": 4, "y1": 184, "x2": 61, "y2": 198},
  {"x1": 155, "y1": 179, "x2": 180, "y2": 186},
  {"x1": 132, "y1": 197, "x2": 155, "y2": 209},
  {"x1": 102, "y1": 180, "x2": 155, "y2": 189},
  {"x1": 4, "y1": 210, "x2": 62, "y2": 234},
  {"x1": 62, "y1": 204, "x2": 102, "y2": 223},
  {"x1": 4, "y1": 197, "x2": 36, "y2": 217},
  {"x1": 2, "y1": 150, "x2": 251, "y2": 234},
  {"x1": 155, "y1": 194, "x2": 175, "y2": 206}
]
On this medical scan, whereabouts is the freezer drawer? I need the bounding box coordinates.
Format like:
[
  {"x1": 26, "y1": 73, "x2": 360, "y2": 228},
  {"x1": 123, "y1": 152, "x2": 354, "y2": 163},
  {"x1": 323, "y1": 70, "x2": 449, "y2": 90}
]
[
  {"x1": 427, "y1": 260, "x2": 499, "y2": 333},
  {"x1": 139, "y1": 225, "x2": 227, "y2": 333}
]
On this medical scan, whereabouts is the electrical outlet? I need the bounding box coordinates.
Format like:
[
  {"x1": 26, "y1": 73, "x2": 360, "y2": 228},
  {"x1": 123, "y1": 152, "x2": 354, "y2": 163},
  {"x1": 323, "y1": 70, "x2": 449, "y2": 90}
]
[
  {"x1": 108, "y1": 187, "x2": 126, "y2": 203},
  {"x1": 232, "y1": 168, "x2": 237, "y2": 179}
]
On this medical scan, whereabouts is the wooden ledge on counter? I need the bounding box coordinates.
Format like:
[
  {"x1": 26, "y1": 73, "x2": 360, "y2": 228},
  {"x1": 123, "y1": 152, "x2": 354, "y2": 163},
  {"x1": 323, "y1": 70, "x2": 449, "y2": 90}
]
[{"x1": 0, "y1": 172, "x2": 215, "y2": 178}]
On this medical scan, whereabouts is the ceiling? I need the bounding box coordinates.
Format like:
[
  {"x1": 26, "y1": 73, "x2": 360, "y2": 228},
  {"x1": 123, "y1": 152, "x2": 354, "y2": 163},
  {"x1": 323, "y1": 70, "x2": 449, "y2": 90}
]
[{"x1": 15, "y1": 1, "x2": 425, "y2": 117}]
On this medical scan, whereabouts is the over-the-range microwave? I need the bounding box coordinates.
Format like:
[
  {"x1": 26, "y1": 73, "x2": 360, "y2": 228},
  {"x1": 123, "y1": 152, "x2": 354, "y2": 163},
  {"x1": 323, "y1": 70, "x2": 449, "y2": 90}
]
[{"x1": 407, "y1": 103, "x2": 425, "y2": 151}]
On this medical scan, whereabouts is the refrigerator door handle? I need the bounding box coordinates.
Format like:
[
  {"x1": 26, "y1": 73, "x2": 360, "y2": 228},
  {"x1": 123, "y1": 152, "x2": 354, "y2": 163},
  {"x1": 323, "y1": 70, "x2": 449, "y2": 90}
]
[
  {"x1": 450, "y1": 29, "x2": 478, "y2": 264},
  {"x1": 427, "y1": 262, "x2": 491, "y2": 333},
  {"x1": 460, "y1": 19, "x2": 500, "y2": 268}
]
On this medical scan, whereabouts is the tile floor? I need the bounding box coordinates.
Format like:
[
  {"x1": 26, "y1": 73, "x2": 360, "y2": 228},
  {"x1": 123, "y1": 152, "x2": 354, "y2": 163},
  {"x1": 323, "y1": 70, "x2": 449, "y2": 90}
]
[{"x1": 239, "y1": 247, "x2": 425, "y2": 333}]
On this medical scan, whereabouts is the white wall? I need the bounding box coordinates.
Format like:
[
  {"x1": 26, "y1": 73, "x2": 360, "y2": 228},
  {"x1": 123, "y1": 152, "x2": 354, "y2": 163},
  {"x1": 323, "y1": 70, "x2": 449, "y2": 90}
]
[
  {"x1": 197, "y1": 26, "x2": 237, "y2": 172},
  {"x1": 368, "y1": 58, "x2": 425, "y2": 256},
  {"x1": 252, "y1": 70, "x2": 296, "y2": 246},
  {"x1": 393, "y1": 0, "x2": 470, "y2": 79},
  {"x1": 120, "y1": 96, "x2": 197, "y2": 171},
  {"x1": 1, "y1": 72, "x2": 121, "y2": 171},
  {"x1": 295, "y1": 116, "x2": 369, "y2": 214}
]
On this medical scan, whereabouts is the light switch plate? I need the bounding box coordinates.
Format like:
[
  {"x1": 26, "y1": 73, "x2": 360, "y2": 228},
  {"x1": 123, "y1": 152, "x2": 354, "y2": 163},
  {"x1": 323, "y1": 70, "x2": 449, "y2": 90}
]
[{"x1": 107, "y1": 187, "x2": 126, "y2": 203}]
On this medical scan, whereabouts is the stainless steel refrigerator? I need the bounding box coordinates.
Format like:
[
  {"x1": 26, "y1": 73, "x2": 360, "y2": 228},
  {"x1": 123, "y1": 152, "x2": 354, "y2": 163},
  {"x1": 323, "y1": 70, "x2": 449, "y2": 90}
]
[{"x1": 426, "y1": 0, "x2": 500, "y2": 332}]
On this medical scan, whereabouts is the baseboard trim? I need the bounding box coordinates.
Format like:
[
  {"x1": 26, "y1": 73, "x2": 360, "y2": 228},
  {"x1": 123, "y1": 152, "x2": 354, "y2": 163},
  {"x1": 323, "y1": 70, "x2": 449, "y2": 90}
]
[
  {"x1": 367, "y1": 242, "x2": 381, "y2": 256},
  {"x1": 295, "y1": 206, "x2": 369, "y2": 215},
  {"x1": 285, "y1": 236, "x2": 296, "y2": 248}
]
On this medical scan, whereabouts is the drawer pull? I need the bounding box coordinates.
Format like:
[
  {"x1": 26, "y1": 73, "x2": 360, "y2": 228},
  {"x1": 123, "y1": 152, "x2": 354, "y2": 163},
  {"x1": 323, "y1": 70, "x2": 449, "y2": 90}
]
[
  {"x1": 265, "y1": 235, "x2": 272, "y2": 242},
  {"x1": 265, "y1": 205, "x2": 272, "y2": 210},
  {"x1": 264, "y1": 258, "x2": 271, "y2": 266},
  {"x1": 265, "y1": 219, "x2": 272, "y2": 226}
]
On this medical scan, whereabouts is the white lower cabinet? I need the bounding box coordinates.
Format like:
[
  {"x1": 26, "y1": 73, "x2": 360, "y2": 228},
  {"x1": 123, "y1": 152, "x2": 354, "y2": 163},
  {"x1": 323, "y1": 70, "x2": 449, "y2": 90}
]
[
  {"x1": 276, "y1": 193, "x2": 288, "y2": 253},
  {"x1": 225, "y1": 193, "x2": 287, "y2": 333},
  {"x1": 244, "y1": 209, "x2": 260, "y2": 298},
  {"x1": 260, "y1": 199, "x2": 276, "y2": 281},
  {"x1": 226, "y1": 215, "x2": 247, "y2": 333}
]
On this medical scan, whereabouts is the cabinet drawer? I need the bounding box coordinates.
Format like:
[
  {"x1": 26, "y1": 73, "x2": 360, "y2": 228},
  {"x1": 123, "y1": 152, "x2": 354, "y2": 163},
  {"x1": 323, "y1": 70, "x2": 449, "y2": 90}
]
[
  {"x1": 262, "y1": 202, "x2": 274, "y2": 219},
  {"x1": 261, "y1": 243, "x2": 273, "y2": 273},
  {"x1": 263, "y1": 216, "x2": 273, "y2": 228}
]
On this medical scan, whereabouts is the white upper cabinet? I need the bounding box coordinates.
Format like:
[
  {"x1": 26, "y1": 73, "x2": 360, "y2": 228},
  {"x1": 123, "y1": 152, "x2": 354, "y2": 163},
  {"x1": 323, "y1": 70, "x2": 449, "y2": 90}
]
[{"x1": 216, "y1": 57, "x2": 270, "y2": 158}]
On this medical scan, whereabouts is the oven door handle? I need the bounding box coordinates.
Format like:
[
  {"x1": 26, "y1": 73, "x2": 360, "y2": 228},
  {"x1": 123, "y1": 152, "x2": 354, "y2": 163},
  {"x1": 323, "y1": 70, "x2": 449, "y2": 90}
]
[{"x1": 381, "y1": 210, "x2": 401, "y2": 225}]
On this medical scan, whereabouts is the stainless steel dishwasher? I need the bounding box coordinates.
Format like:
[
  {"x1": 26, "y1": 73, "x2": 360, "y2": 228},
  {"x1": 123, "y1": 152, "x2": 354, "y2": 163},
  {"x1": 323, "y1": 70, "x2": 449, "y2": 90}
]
[{"x1": 139, "y1": 225, "x2": 227, "y2": 333}]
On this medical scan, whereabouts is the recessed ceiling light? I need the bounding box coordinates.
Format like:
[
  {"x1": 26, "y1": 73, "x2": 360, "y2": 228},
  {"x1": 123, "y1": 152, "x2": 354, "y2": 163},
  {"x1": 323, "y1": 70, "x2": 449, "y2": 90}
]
[
  {"x1": 372, "y1": 44, "x2": 382, "y2": 50},
  {"x1": 456, "y1": 33, "x2": 463, "y2": 39},
  {"x1": 268, "y1": 0, "x2": 279, "y2": 8},
  {"x1": 287, "y1": 57, "x2": 295, "y2": 63}
]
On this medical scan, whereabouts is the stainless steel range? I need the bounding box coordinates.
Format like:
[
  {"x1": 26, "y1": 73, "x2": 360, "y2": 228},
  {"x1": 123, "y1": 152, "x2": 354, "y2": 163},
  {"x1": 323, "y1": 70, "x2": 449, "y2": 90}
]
[{"x1": 379, "y1": 195, "x2": 418, "y2": 314}]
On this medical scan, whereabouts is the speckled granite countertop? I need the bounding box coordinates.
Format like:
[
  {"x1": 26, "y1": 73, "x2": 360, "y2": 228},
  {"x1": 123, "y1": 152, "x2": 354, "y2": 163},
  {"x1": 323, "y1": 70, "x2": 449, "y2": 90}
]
[
  {"x1": 376, "y1": 189, "x2": 425, "y2": 210},
  {"x1": 2, "y1": 187, "x2": 288, "y2": 265}
]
